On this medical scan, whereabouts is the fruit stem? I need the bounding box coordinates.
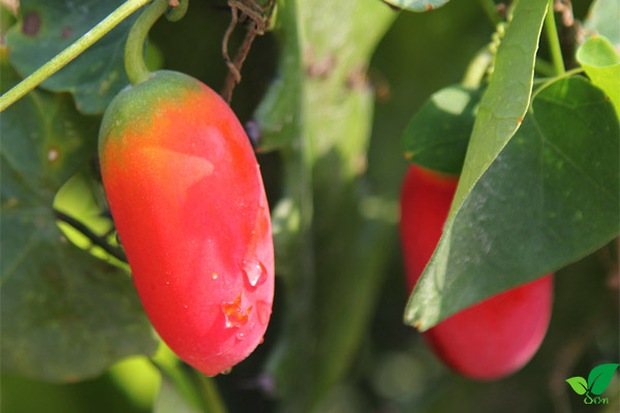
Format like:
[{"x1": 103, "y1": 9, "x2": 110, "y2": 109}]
[
  {"x1": 125, "y1": 0, "x2": 168, "y2": 85},
  {"x1": 124, "y1": 0, "x2": 188, "y2": 85},
  {"x1": 0, "y1": 0, "x2": 152, "y2": 112}
]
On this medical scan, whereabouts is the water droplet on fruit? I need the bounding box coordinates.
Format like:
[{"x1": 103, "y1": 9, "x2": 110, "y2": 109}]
[
  {"x1": 221, "y1": 293, "x2": 253, "y2": 328},
  {"x1": 220, "y1": 367, "x2": 233, "y2": 375},
  {"x1": 236, "y1": 331, "x2": 246, "y2": 341},
  {"x1": 211, "y1": 272, "x2": 219, "y2": 280},
  {"x1": 255, "y1": 300, "x2": 271, "y2": 326},
  {"x1": 241, "y1": 258, "x2": 267, "y2": 289}
]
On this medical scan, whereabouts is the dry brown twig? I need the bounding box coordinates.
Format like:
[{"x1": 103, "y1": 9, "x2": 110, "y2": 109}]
[{"x1": 220, "y1": 0, "x2": 276, "y2": 103}]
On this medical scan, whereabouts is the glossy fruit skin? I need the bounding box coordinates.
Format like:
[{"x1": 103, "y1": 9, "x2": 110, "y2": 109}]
[
  {"x1": 99, "y1": 71, "x2": 274, "y2": 376},
  {"x1": 400, "y1": 164, "x2": 553, "y2": 380}
]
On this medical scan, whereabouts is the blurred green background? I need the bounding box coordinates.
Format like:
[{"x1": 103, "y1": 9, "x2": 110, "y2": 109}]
[{"x1": 1, "y1": 0, "x2": 618, "y2": 412}]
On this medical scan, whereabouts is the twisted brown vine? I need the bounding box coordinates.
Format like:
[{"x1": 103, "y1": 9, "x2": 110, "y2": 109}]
[{"x1": 220, "y1": 0, "x2": 276, "y2": 103}]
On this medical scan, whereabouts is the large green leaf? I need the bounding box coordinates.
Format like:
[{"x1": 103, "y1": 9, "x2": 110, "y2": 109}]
[
  {"x1": 6, "y1": 0, "x2": 138, "y2": 114},
  {"x1": 577, "y1": 35, "x2": 620, "y2": 119},
  {"x1": 404, "y1": 0, "x2": 549, "y2": 329},
  {"x1": 454, "y1": 0, "x2": 548, "y2": 198},
  {"x1": 0, "y1": 56, "x2": 157, "y2": 382},
  {"x1": 405, "y1": 75, "x2": 620, "y2": 330}
]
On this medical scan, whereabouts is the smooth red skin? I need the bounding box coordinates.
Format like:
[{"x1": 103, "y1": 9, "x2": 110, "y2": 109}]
[
  {"x1": 400, "y1": 165, "x2": 553, "y2": 380},
  {"x1": 99, "y1": 71, "x2": 274, "y2": 376}
]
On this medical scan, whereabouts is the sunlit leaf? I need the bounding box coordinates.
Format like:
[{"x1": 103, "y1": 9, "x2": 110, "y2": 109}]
[
  {"x1": 583, "y1": 0, "x2": 620, "y2": 47},
  {"x1": 405, "y1": 76, "x2": 620, "y2": 330},
  {"x1": 577, "y1": 35, "x2": 620, "y2": 119}
]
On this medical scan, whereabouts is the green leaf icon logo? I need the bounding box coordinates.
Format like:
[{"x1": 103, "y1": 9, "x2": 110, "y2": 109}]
[
  {"x1": 566, "y1": 363, "x2": 619, "y2": 398},
  {"x1": 587, "y1": 363, "x2": 619, "y2": 396},
  {"x1": 566, "y1": 376, "x2": 588, "y2": 395}
]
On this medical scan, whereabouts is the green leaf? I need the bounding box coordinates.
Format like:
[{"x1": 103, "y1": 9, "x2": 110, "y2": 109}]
[
  {"x1": 405, "y1": 0, "x2": 550, "y2": 330},
  {"x1": 566, "y1": 376, "x2": 589, "y2": 395},
  {"x1": 583, "y1": 0, "x2": 620, "y2": 47},
  {"x1": 0, "y1": 57, "x2": 157, "y2": 382},
  {"x1": 382, "y1": 0, "x2": 450, "y2": 12},
  {"x1": 6, "y1": 0, "x2": 138, "y2": 114},
  {"x1": 455, "y1": 0, "x2": 549, "y2": 197},
  {"x1": 577, "y1": 35, "x2": 620, "y2": 119},
  {"x1": 405, "y1": 76, "x2": 620, "y2": 330},
  {"x1": 588, "y1": 363, "x2": 619, "y2": 396},
  {"x1": 402, "y1": 84, "x2": 484, "y2": 175}
]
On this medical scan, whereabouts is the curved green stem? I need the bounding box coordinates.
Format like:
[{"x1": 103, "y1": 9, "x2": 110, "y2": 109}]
[
  {"x1": 544, "y1": 0, "x2": 565, "y2": 76},
  {"x1": 125, "y1": 0, "x2": 189, "y2": 85},
  {"x1": 166, "y1": 0, "x2": 189, "y2": 22},
  {"x1": 0, "y1": 0, "x2": 152, "y2": 112},
  {"x1": 124, "y1": 0, "x2": 168, "y2": 85}
]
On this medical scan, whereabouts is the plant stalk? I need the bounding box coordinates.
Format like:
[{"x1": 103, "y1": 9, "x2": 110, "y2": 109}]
[
  {"x1": 124, "y1": 0, "x2": 168, "y2": 85},
  {"x1": 544, "y1": 0, "x2": 565, "y2": 76},
  {"x1": 0, "y1": 0, "x2": 152, "y2": 112}
]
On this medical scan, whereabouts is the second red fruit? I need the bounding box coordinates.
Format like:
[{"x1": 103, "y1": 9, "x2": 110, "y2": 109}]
[{"x1": 400, "y1": 164, "x2": 553, "y2": 380}]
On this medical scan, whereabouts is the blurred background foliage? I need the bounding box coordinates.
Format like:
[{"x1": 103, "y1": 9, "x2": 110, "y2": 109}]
[{"x1": 1, "y1": 0, "x2": 618, "y2": 412}]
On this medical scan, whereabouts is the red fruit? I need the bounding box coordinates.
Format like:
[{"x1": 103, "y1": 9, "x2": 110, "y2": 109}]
[
  {"x1": 99, "y1": 71, "x2": 274, "y2": 376},
  {"x1": 400, "y1": 164, "x2": 553, "y2": 380}
]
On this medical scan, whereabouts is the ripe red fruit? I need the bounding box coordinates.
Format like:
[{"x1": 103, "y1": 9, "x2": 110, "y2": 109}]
[
  {"x1": 99, "y1": 71, "x2": 274, "y2": 376},
  {"x1": 400, "y1": 164, "x2": 553, "y2": 380}
]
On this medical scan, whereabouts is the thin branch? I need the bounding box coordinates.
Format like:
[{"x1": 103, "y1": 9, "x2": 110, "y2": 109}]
[
  {"x1": 54, "y1": 209, "x2": 127, "y2": 262},
  {"x1": 0, "y1": 0, "x2": 152, "y2": 112},
  {"x1": 221, "y1": 26, "x2": 258, "y2": 103}
]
